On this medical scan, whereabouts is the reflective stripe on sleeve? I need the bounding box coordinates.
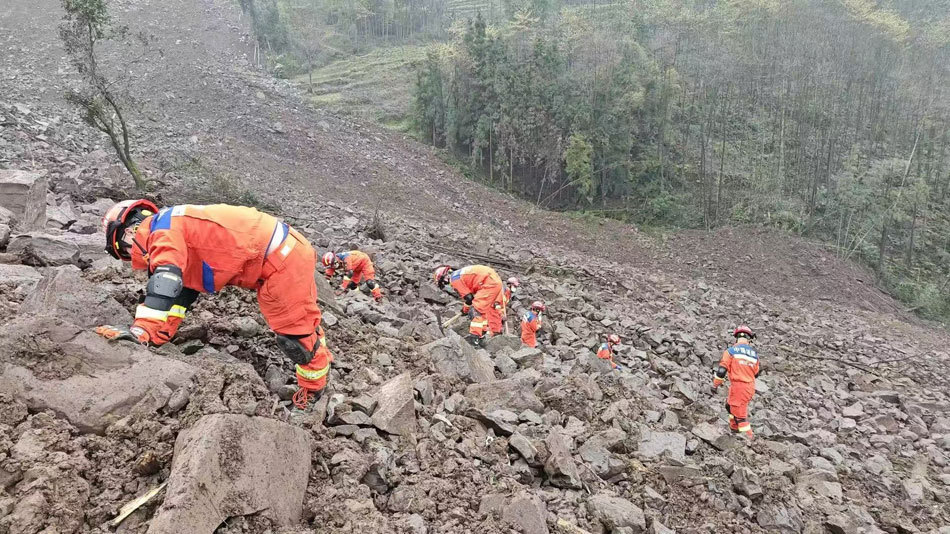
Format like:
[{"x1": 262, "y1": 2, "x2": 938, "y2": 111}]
[
  {"x1": 168, "y1": 305, "x2": 187, "y2": 319},
  {"x1": 135, "y1": 304, "x2": 169, "y2": 322}
]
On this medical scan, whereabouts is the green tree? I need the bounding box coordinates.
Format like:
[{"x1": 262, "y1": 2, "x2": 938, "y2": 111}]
[{"x1": 60, "y1": 0, "x2": 146, "y2": 189}]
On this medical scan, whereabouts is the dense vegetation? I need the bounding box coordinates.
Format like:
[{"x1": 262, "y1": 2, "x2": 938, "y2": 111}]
[{"x1": 242, "y1": 0, "x2": 950, "y2": 321}]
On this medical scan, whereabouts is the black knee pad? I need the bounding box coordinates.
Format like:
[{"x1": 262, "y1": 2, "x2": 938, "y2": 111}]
[
  {"x1": 276, "y1": 334, "x2": 314, "y2": 366},
  {"x1": 364, "y1": 279, "x2": 378, "y2": 290}
]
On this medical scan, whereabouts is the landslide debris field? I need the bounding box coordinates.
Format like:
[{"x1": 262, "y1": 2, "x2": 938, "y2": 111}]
[{"x1": 1, "y1": 1, "x2": 949, "y2": 534}]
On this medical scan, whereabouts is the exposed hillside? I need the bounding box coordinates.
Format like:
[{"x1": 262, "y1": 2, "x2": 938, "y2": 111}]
[{"x1": 1, "y1": 1, "x2": 949, "y2": 534}]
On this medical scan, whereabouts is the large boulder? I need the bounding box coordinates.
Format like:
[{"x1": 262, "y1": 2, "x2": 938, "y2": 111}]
[
  {"x1": 484, "y1": 334, "x2": 521, "y2": 354},
  {"x1": 422, "y1": 334, "x2": 495, "y2": 383},
  {"x1": 587, "y1": 493, "x2": 646, "y2": 533},
  {"x1": 0, "y1": 263, "x2": 42, "y2": 290},
  {"x1": 756, "y1": 503, "x2": 804, "y2": 533},
  {"x1": 0, "y1": 317, "x2": 195, "y2": 433},
  {"x1": 147, "y1": 414, "x2": 311, "y2": 534},
  {"x1": 20, "y1": 265, "x2": 131, "y2": 327},
  {"x1": 464, "y1": 378, "x2": 544, "y2": 413},
  {"x1": 480, "y1": 491, "x2": 549, "y2": 534},
  {"x1": 637, "y1": 430, "x2": 686, "y2": 461},
  {"x1": 7, "y1": 233, "x2": 80, "y2": 266},
  {"x1": 0, "y1": 169, "x2": 46, "y2": 230},
  {"x1": 544, "y1": 431, "x2": 582, "y2": 489},
  {"x1": 371, "y1": 372, "x2": 416, "y2": 436}
]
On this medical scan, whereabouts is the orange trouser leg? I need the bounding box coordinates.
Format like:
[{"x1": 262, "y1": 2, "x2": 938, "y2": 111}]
[
  {"x1": 472, "y1": 284, "x2": 504, "y2": 335},
  {"x1": 258, "y1": 233, "x2": 332, "y2": 393},
  {"x1": 727, "y1": 381, "x2": 756, "y2": 434}
]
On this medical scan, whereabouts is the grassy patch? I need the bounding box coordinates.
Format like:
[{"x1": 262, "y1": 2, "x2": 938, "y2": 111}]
[{"x1": 293, "y1": 45, "x2": 427, "y2": 128}]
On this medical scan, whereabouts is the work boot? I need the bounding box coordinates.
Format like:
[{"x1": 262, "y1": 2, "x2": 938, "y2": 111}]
[{"x1": 466, "y1": 334, "x2": 485, "y2": 348}]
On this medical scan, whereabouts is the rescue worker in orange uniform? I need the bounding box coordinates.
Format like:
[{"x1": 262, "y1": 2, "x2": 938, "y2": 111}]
[
  {"x1": 96, "y1": 201, "x2": 333, "y2": 409},
  {"x1": 712, "y1": 325, "x2": 760, "y2": 439},
  {"x1": 597, "y1": 334, "x2": 622, "y2": 370},
  {"x1": 322, "y1": 250, "x2": 383, "y2": 301},
  {"x1": 434, "y1": 264, "x2": 505, "y2": 347},
  {"x1": 520, "y1": 301, "x2": 545, "y2": 348}
]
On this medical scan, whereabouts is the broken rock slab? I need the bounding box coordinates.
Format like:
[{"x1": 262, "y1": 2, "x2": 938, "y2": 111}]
[
  {"x1": 484, "y1": 334, "x2": 522, "y2": 354},
  {"x1": 587, "y1": 493, "x2": 646, "y2": 533},
  {"x1": 0, "y1": 263, "x2": 42, "y2": 290},
  {"x1": 147, "y1": 414, "x2": 311, "y2": 534},
  {"x1": 20, "y1": 265, "x2": 132, "y2": 327},
  {"x1": 637, "y1": 429, "x2": 687, "y2": 462},
  {"x1": 423, "y1": 334, "x2": 495, "y2": 383},
  {"x1": 544, "y1": 431, "x2": 582, "y2": 489},
  {"x1": 691, "y1": 421, "x2": 736, "y2": 451},
  {"x1": 371, "y1": 372, "x2": 417, "y2": 436},
  {"x1": 7, "y1": 233, "x2": 80, "y2": 266},
  {"x1": 0, "y1": 316, "x2": 195, "y2": 433},
  {"x1": 0, "y1": 169, "x2": 46, "y2": 230},
  {"x1": 464, "y1": 377, "x2": 544, "y2": 413}
]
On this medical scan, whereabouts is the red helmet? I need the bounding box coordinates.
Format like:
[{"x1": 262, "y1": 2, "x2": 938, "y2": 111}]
[
  {"x1": 321, "y1": 252, "x2": 337, "y2": 267},
  {"x1": 607, "y1": 334, "x2": 621, "y2": 345},
  {"x1": 103, "y1": 199, "x2": 158, "y2": 260},
  {"x1": 507, "y1": 276, "x2": 520, "y2": 287},
  {"x1": 530, "y1": 301, "x2": 545, "y2": 312},
  {"x1": 733, "y1": 325, "x2": 755, "y2": 339},
  {"x1": 433, "y1": 265, "x2": 453, "y2": 285}
]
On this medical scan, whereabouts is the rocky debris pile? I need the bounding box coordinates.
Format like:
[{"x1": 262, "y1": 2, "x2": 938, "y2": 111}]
[
  {"x1": 0, "y1": 150, "x2": 949, "y2": 534},
  {"x1": 0, "y1": 0, "x2": 948, "y2": 529}
]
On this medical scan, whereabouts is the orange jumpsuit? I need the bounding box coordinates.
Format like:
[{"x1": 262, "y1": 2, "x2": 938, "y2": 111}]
[
  {"x1": 596, "y1": 342, "x2": 618, "y2": 369},
  {"x1": 713, "y1": 340, "x2": 759, "y2": 436},
  {"x1": 129, "y1": 204, "x2": 332, "y2": 393},
  {"x1": 328, "y1": 250, "x2": 381, "y2": 299},
  {"x1": 449, "y1": 265, "x2": 505, "y2": 337},
  {"x1": 520, "y1": 310, "x2": 541, "y2": 348}
]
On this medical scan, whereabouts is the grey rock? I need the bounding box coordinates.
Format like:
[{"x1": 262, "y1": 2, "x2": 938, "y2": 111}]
[
  {"x1": 638, "y1": 430, "x2": 686, "y2": 461},
  {"x1": 587, "y1": 493, "x2": 646, "y2": 533},
  {"x1": 510, "y1": 347, "x2": 543, "y2": 368},
  {"x1": 21, "y1": 266, "x2": 132, "y2": 328},
  {"x1": 464, "y1": 378, "x2": 544, "y2": 413},
  {"x1": 494, "y1": 352, "x2": 518, "y2": 377},
  {"x1": 509, "y1": 433, "x2": 538, "y2": 463},
  {"x1": 0, "y1": 170, "x2": 46, "y2": 230},
  {"x1": 544, "y1": 431, "x2": 582, "y2": 489},
  {"x1": 146, "y1": 415, "x2": 310, "y2": 534},
  {"x1": 422, "y1": 334, "x2": 495, "y2": 383},
  {"x1": 0, "y1": 263, "x2": 42, "y2": 290},
  {"x1": 419, "y1": 283, "x2": 452, "y2": 304},
  {"x1": 691, "y1": 422, "x2": 735, "y2": 451},
  {"x1": 484, "y1": 334, "x2": 521, "y2": 354},
  {"x1": 731, "y1": 467, "x2": 764, "y2": 500},
  {"x1": 166, "y1": 386, "x2": 190, "y2": 413},
  {"x1": 231, "y1": 317, "x2": 261, "y2": 337},
  {"x1": 370, "y1": 372, "x2": 416, "y2": 436},
  {"x1": 842, "y1": 402, "x2": 864, "y2": 418},
  {"x1": 7, "y1": 233, "x2": 80, "y2": 266},
  {"x1": 756, "y1": 504, "x2": 804, "y2": 533},
  {"x1": 0, "y1": 316, "x2": 195, "y2": 434},
  {"x1": 466, "y1": 407, "x2": 516, "y2": 436},
  {"x1": 503, "y1": 492, "x2": 549, "y2": 534}
]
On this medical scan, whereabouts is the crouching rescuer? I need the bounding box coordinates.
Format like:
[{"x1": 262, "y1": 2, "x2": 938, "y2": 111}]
[
  {"x1": 712, "y1": 325, "x2": 760, "y2": 439},
  {"x1": 97, "y1": 200, "x2": 333, "y2": 409},
  {"x1": 433, "y1": 264, "x2": 505, "y2": 347},
  {"x1": 322, "y1": 250, "x2": 383, "y2": 301}
]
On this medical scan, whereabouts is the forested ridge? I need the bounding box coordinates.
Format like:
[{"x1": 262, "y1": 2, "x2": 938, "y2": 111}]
[{"x1": 241, "y1": 0, "x2": 950, "y2": 321}]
